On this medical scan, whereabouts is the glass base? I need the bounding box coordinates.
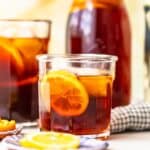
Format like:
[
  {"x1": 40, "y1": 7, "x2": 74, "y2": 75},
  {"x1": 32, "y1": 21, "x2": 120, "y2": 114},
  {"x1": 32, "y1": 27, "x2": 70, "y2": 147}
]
[{"x1": 78, "y1": 130, "x2": 110, "y2": 140}]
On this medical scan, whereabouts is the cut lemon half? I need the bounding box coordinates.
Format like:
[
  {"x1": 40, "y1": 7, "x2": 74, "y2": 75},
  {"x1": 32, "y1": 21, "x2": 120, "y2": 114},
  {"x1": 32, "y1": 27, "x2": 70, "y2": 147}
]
[
  {"x1": 41, "y1": 70, "x2": 89, "y2": 117},
  {"x1": 20, "y1": 131, "x2": 80, "y2": 150}
]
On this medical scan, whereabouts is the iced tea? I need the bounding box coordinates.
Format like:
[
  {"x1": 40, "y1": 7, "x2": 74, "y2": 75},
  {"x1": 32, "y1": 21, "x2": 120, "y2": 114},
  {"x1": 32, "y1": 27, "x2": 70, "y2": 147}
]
[
  {"x1": 0, "y1": 20, "x2": 51, "y2": 122},
  {"x1": 39, "y1": 72, "x2": 112, "y2": 137},
  {"x1": 0, "y1": 37, "x2": 49, "y2": 121},
  {"x1": 37, "y1": 54, "x2": 117, "y2": 138}
]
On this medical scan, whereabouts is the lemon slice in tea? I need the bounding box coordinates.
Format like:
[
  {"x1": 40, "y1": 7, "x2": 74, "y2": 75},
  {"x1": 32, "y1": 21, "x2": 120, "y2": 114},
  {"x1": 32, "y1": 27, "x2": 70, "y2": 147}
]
[
  {"x1": 41, "y1": 70, "x2": 89, "y2": 117},
  {"x1": 20, "y1": 131, "x2": 80, "y2": 150}
]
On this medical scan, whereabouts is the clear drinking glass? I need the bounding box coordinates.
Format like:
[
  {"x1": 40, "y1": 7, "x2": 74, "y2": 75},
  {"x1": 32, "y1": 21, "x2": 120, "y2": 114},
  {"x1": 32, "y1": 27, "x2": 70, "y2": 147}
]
[
  {"x1": 37, "y1": 54, "x2": 117, "y2": 139},
  {"x1": 0, "y1": 19, "x2": 51, "y2": 122}
]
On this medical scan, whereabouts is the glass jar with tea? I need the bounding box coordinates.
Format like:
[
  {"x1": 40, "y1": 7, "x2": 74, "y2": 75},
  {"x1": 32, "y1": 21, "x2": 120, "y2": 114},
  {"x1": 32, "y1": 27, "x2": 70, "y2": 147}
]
[{"x1": 66, "y1": 0, "x2": 131, "y2": 107}]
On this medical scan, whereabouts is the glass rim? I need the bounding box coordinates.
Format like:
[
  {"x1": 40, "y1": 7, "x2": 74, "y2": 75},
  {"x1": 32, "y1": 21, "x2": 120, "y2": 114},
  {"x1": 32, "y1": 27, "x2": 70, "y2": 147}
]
[
  {"x1": 36, "y1": 54, "x2": 118, "y2": 63},
  {"x1": 0, "y1": 19, "x2": 52, "y2": 24}
]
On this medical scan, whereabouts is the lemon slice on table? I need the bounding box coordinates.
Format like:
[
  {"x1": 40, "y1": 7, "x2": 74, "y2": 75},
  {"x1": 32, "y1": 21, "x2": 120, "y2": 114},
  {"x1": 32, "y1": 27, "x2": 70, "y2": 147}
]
[{"x1": 20, "y1": 131, "x2": 80, "y2": 150}]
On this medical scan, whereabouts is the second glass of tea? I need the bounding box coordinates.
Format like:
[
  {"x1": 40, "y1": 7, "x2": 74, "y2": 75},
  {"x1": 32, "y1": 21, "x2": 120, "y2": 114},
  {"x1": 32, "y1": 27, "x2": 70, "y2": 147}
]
[
  {"x1": 37, "y1": 54, "x2": 117, "y2": 139},
  {"x1": 0, "y1": 20, "x2": 51, "y2": 122}
]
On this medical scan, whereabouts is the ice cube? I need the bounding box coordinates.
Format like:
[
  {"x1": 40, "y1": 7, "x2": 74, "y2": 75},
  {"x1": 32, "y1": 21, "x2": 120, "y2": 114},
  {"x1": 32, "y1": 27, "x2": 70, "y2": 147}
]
[
  {"x1": 40, "y1": 81, "x2": 50, "y2": 112},
  {"x1": 51, "y1": 57, "x2": 69, "y2": 70},
  {"x1": 68, "y1": 67, "x2": 100, "y2": 76}
]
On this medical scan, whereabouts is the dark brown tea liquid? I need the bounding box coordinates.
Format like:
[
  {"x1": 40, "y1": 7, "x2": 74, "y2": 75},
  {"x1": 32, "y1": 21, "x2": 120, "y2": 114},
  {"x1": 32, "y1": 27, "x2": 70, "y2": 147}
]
[
  {"x1": 39, "y1": 74, "x2": 112, "y2": 137},
  {"x1": 66, "y1": 0, "x2": 131, "y2": 107}
]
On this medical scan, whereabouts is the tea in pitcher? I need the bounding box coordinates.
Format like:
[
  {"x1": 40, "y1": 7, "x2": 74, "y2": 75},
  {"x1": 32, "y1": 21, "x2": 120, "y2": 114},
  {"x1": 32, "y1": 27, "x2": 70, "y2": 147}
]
[{"x1": 66, "y1": 0, "x2": 131, "y2": 107}]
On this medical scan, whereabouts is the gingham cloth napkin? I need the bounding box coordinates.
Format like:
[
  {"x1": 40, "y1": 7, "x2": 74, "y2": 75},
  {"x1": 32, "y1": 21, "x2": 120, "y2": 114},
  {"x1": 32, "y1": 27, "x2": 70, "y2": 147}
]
[{"x1": 110, "y1": 102, "x2": 150, "y2": 133}]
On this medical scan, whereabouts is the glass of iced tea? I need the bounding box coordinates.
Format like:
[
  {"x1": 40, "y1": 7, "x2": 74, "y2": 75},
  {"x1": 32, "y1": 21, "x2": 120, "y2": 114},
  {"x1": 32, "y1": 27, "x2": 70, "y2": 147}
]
[
  {"x1": 37, "y1": 54, "x2": 117, "y2": 139},
  {"x1": 0, "y1": 20, "x2": 51, "y2": 122}
]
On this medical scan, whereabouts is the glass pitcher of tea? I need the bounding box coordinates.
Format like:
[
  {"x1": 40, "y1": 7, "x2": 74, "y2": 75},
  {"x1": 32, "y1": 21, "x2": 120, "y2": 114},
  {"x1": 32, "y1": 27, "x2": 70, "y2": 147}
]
[
  {"x1": 0, "y1": 20, "x2": 51, "y2": 122},
  {"x1": 66, "y1": 0, "x2": 131, "y2": 108}
]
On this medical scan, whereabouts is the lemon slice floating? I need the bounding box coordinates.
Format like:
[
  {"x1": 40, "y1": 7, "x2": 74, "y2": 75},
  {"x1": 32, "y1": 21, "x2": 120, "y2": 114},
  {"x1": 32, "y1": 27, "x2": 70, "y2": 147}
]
[
  {"x1": 20, "y1": 131, "x2": 80, "y2": 150},
  {"x1": 41, "y1": 70, "x2": 89, "y2": 117}
]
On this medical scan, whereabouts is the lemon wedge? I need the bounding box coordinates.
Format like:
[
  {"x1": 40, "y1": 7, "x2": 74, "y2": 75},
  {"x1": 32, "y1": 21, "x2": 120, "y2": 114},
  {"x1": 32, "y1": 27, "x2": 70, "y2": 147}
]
[{"x1": 41, "y1": 70, "x2": 89, "y2": 117}]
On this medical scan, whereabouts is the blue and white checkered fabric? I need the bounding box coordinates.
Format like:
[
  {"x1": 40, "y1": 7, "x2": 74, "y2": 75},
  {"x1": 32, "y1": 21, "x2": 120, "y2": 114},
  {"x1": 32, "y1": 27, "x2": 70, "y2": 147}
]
[{"x1": 110, "y1": 102, "x2": 150, "y2": 133}]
